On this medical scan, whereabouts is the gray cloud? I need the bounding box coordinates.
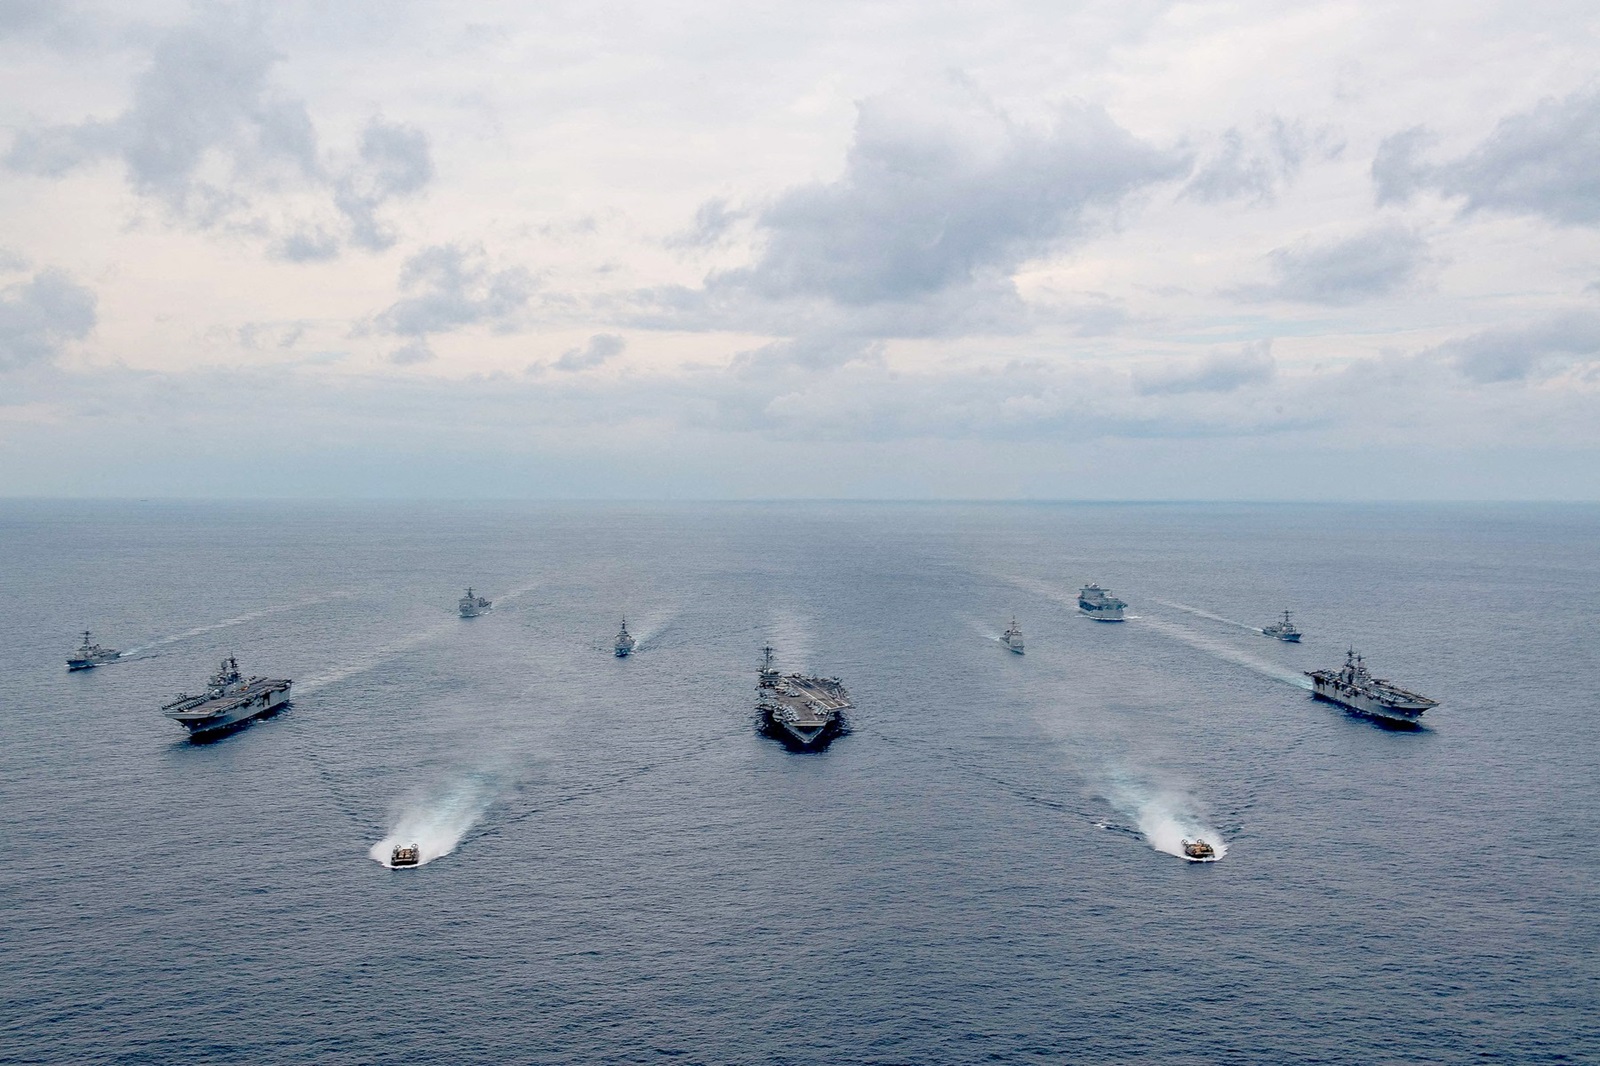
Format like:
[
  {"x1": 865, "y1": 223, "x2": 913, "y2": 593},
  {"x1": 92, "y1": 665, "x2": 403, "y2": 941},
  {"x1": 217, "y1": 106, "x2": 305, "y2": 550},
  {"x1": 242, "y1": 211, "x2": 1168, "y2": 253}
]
[
  {"x1": 706, "y1": 87, "x2": 1187, "y2": 316},
  {"x1": 1432, "y1": 310, "x2": 1600, "y2": 383},
  {"x1": 1184, "y1": 117, "x2": 1337, "y2": 205},
  {"x1": 1240, "y1": 223, "x2": 1427, "y2": 305},
  {"x1": 1373, "y1": 89, "x2": 1600, "y2": 225},
  {"x1": 554, "y1": 333, "x2": 626, "y2": 372},
  {"x1": 1135, "y1": 341, "x2": 1275, "y2": 395},
  {"x1": 376, "y1": 244, "x2": 534, "y2": 342},
  {"x1": 0, "y1": 268, "x2": 96, "y2": 370},
  {"x1": 666, "y1": 198, "x2": 746, "y2": 249},
  {"x1": 389, "y1": 339, "x2": 435, "y2": 366},
  {"x1": 6, "y1": 10, "x2": 431, "y2": 254},
  {"x1": 335, "y1": 119, "x2": 434, "y2": 252}
]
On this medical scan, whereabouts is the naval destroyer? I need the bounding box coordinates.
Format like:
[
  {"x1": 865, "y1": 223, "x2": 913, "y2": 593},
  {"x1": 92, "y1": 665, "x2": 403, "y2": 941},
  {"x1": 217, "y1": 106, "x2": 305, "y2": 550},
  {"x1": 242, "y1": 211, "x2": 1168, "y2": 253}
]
[
  {"x1": 68, "y1": 630, "x2": 120, "y2": 671},
  {"x1": 1307, "y1": 649, "x2": 1437, "y2": 725},
  {"x1": 614, "y1": 619, "x2": 636, "y2": 657},
  {"x1": 1078, "y1": 584, "x2": 1127, "y2": 621},
  {"x1": 162, "y1": 656, "x2": 292, "y2": 738},
  {"x1": 459, "y1": 587, "x2": 492, "y2": 618},
  {"x1": 1262, "y1": 610, "x2": 1302, "y2": 642},
  {"x1": 756, "y1": 645, "x2": 851, "y2": 750},
  {"x1": 1001, "y1": 617, "x2": 1025, "y2": 654}
]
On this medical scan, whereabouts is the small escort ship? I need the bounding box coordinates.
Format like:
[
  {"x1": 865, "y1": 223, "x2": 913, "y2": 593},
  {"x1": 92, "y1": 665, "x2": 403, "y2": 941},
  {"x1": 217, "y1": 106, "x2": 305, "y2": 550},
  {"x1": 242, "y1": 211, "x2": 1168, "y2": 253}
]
[
  {"x1": 756, "y1": 644, "x2": 851, "y2": 750},
  {"x1": 1078, "y1": 584, "x2": 1127, "y2": 621},
  {"x1": 162, "y1": 656, "x2": 292, "y2": 739},
  {"x1": 1183, "y1": 839, "x2": 1217, "y2": 862},
  {"x1": 459, "y1": 587, "x2": 492, "y2": 618},
  {"x1": 67, "y1": 630, "x2": 120, "y2": 671},
  {"x1": 614, "y1": 619, "x2": 636, "y2": 657},
  {"x1": 1307, "y1": 649, "x2": 1438, "y2": 725},
  {"x1": 1001, "y1": 617, "x2": 1025, "y2": 654},
  {"x1": 1262, "y1": 610, "x2": 1302, "y2": 642},
  {"x1": 390, "y1": 843, "x2": 420, "y2": 868}
]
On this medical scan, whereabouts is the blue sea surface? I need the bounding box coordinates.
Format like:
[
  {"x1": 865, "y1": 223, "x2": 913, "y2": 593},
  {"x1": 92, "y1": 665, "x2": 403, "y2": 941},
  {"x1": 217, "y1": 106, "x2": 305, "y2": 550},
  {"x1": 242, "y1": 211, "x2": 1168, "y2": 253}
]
[{"x1": 1, "y1": 501, "x2": 1596, "y2": 1064}]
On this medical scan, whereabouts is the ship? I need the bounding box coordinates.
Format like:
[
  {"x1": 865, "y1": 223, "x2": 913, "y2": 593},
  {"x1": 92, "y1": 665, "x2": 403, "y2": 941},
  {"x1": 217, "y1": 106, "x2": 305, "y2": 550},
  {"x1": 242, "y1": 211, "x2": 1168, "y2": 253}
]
[
  {"x1": 1078, "y1": 584, "x2": 1127, "y2": 621},
  {"x1": 756, "y1": 645, "x2": 851, "y2": 750},
  {"x1": 1001, "y1": 617, "x2": 1025, "y2": 654},
  {"x1": 67, "y1": 630, "x2": 120, "y2": 671},
  {"x1": 1262, "y1": 610, "x2": 1302, "y2": 642},
  {"x1": 1307, "y1": 649, "x2": 1438, "y2": 725},
  {"x1": 1182, "y1": 839, "x2": 1216, "y2": 861},
  {"x1": 390, "y1": 843, "x2": 420, "y2": 868},
  {"x1": 459, "y1": 587, "x2": 492, "y2": 618},
  {"x1": 614, "y1": 618, "x2": 636, "y2": 657},
  {"x1": 162, "y1": 656, "x2": 292, "y2": 739}
]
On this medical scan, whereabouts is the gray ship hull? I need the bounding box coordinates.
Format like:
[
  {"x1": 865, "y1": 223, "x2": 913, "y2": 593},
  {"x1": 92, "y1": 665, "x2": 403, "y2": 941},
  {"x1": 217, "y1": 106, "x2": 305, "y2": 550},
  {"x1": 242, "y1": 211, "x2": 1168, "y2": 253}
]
[
  {"x1": 167, "y1": 682, "x2": 291, "y2": 738},
  {"x1": 1309, "y1": 683, "x2": 1427, "y2": 724}
]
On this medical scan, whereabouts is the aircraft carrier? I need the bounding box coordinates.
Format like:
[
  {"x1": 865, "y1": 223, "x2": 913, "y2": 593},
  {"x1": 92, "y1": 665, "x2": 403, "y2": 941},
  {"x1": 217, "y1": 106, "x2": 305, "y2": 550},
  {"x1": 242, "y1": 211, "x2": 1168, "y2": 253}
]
[
  {"x1": 756, "y1": 645, "x2": 851, "y2": 750},
  {"x1": 1307, "y1": 649, "x2": 1437, "y2": 725},
  {"x1": 162, "y1": 656, "x2": 292, "y2": 739}
]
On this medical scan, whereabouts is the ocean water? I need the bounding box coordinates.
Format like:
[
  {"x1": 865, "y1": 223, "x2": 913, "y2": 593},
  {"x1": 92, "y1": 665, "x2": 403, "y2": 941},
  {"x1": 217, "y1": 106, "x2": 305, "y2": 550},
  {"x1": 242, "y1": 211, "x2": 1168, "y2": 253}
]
[{"x1": 1, "y1": 500, "x2": 1596, "y2": 1064}]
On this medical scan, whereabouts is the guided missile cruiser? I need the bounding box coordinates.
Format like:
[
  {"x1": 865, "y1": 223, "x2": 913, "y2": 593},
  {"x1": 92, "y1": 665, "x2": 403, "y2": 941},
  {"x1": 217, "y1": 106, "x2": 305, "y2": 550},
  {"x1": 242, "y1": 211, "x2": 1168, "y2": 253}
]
[
  {"x1": 459, "y1": 587, "x2": 492, "y2": 618},
  {"x1": 68, "y1": 630, "x2": 120, "y2": 671}
]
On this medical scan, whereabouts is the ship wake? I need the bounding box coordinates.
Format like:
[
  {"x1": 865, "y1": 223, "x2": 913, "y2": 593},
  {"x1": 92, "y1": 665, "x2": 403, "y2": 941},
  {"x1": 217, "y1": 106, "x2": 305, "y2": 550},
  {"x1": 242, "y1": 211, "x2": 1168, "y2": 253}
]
[
  {"x1": 298, "y1": 620, "x2": 459, "y2": 696},
  {"x1": 1136, "y1": 614, "x2": 1310, "y2": 690},
  {"x1": 370, "y1": 770, "x2": 505, "y2": 868},
  {"x1": 124, "y1": 591, "x2": 353, "y2": 655},
  {"x1": 1100, "y1": 770, "x2": 1228, "y2": 862},
  {"x1": 1155, "y1": 599, "x2": 1263, "y2": 633}
]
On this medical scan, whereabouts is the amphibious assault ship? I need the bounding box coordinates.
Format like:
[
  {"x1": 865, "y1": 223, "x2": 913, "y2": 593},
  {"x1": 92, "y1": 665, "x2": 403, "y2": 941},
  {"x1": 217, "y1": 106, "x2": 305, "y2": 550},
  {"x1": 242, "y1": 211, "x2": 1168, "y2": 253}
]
[
  {"x1": 1307, "y1": 649, "x2": 1437, "y2": 725},
  {"x1": 67, "y1": 630, "x2": 120, "y2": 671},
  {"x1": 1262, "y1": 610, "x2": 1302, "y2": 642},
  {"x1": 756, "y1": 645, "x2": 851, "y2": 750},
  {"x1": 614, "y1": 619, "x2": 636, "y2": 657},
  {"x1": 1002, "y1": 617, "x2": 1025, "y2": 654},
  {"x1": 162, "y1": 656, "x2": 292, "y2": 738},
  {"x1": 1078, "y1": 584, "x2": 1127, "y2": 621},
  {"x1": 459, "y1": 587, "x2": 492, "y2": 618}
]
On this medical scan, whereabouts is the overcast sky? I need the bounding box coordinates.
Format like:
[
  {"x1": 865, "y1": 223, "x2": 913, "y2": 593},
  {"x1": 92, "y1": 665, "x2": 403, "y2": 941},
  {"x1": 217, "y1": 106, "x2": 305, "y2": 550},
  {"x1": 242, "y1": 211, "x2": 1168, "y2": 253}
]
[{"x1": 2, "y1": 0, "x2": 1598, "y2": 499}]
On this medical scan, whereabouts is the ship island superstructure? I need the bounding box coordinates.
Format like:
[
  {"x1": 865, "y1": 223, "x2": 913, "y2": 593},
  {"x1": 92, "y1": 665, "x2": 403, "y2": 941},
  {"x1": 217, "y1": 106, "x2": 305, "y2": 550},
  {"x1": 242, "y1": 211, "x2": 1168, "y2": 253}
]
[
  {"x1": 1002, "y1": 617, "x2": 1025, "y2": 654},
  {"x1": 1262, "y1": 610, "x2": 1302, "y2": 642},
  {"x1": 162, "y1": 656, "x2": 292, "y2": 738},
  {"x1": 1307, "y1": 649, "x2": 1437, "y2": 725},
  {"x1": 67, "y1": 630, "x2": 120, "y2": 671},
  {"x1": 459, "y1": 587, "x2": 492, "y2": 618},
  {"x1": 1078, "y1": 584, "x2": 1127, "y2": 621},
  {"x1": 756, "y1": 645, "x2": 851, "y2": 750},
  {"x1": 614, "y1": 619, "x2": 636, "y2": 657}
]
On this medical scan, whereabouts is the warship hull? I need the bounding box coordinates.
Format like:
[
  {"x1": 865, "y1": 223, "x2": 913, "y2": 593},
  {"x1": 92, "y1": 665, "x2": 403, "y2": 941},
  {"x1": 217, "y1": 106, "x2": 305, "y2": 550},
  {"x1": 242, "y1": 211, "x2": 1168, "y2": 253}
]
[
  {"x1": 166, "y1": 682, "x2": 291, "y2": 738},
  {"x1": 1309, "y1": 683, "x2": 1429, "y2": 724},
  {"x1": 67, "y1": 653, "x2": 119, "y2": 671},
  {"x1": 760, "y1": 710, "x2": 845, "y2": 751}
]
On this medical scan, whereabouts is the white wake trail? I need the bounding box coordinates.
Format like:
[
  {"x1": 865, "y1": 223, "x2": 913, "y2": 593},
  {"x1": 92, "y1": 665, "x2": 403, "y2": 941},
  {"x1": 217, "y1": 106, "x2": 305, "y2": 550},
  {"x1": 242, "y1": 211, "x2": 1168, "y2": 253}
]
[
  {"x1": 1156, "y1": 599, "x2": 1263, "y2": 633},
  {"x1": 1135, "y1": 615, "x2": 1311, "y2": 690},
  {"x1": 297, "y1": 620, "x2": 458, "y2": 696},
  {"x1": 370, "y1": 771, "x2": 505, "y2": 868},
  {"x1": 1100, "y1": 770, "x2": 1228, "y2": 862},
  {"x1": 123, "y1": 591, "x2": 353, "y2": 654}
]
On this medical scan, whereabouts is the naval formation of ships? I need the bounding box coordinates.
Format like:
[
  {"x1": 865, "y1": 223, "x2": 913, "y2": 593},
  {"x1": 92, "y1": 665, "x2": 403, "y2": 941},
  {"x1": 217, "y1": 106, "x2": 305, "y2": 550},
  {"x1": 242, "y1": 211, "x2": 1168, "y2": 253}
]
[{"x1": 69, "y1": 578, "x2": 1439, "y2": 767}]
